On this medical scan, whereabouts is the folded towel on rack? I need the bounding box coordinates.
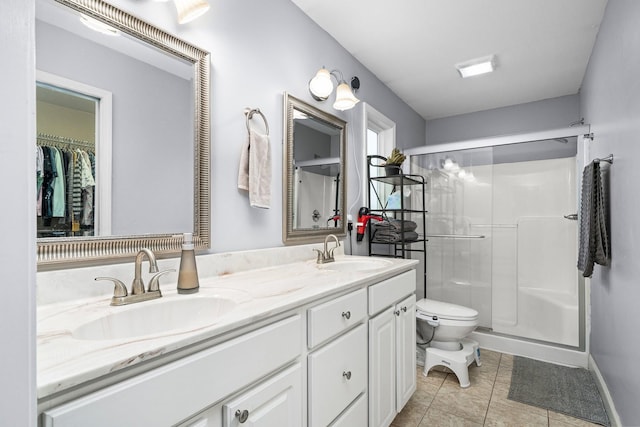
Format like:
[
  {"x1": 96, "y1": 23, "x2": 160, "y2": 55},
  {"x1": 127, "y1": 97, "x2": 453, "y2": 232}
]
[
  {"x1": 371, "y1": 218, "x2": 419, "y2": 243},
  {"x1": 238, "y1": 129, "x2": 271, "y2": 209},
  {"x1": 372, "y1": 218, "x2": 418, "y2": 232},
  {"x1": 577, "y1": 161, "x2": 610, "y2": 277},
  {"x1": 372, "y1": 230, "x2": 419, "y2": 243}
]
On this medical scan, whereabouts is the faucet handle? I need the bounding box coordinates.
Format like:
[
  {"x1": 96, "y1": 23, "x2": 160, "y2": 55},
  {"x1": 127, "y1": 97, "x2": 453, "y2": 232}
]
[
  {"x1": 148, "y1": 269, "x2": 175, "y2": 293},
  {"x1": 95, "y1": 277, "x2": 128, "y2": 298},
  {"x1": 313, "y1": 248, "x2": 325, "y2": 263}
]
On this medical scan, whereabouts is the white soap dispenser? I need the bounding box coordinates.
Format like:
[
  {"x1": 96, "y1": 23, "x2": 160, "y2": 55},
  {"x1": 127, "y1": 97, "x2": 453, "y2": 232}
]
[{"x1": 177, "y1": 232, "x2": 199, "y2": 294}]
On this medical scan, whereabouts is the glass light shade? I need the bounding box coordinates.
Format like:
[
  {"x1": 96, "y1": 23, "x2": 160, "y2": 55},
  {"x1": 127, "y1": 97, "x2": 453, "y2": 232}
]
[
  {"x1": 333, "y1": 82, "x2": 359, "y2": 111},
  {"x1": 79, "y1": 14, "x2": 119, "y2": 36},
  {"x1": 174, "y1": 0, "x2": 210, "y2": 24},
  {"x1": 309, "y1": 68, "x2": 334, "y2": 101}
]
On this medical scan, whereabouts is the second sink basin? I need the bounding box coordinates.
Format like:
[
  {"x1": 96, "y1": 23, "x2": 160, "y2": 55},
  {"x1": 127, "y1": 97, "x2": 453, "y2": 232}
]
[
  {"x1": 317, "y1": 258, "x2": 393, "y2": 272},
  {"x1": 72, "y1": 295, "x2": 238, "y2": 341}
]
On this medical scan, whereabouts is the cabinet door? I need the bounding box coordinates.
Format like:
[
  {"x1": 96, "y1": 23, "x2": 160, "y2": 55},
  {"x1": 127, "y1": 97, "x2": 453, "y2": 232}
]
[
  {"x1": 222, "y1": 363, "x2": 302, "y2": 427},
  {"x1": 368, "y1": 307, "x2": 396, "y2": 427},
  {"x1": 395, "y1": 294, "x2": 416, "y2": 411}
]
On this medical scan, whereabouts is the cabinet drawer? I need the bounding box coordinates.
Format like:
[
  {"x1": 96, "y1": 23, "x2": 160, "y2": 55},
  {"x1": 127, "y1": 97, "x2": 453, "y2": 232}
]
[
  {"x1": 308, "y1": 288, "x2": 366, "y2": 348},
  {"x1": 42, "y1": 315, "x2": 302, "y2": 427},
  {"x1": 222, "y1": 363, "x2": 302, "y2": 427},
  {"x1": 368, "y1": 270, "x2": 416, "y2": 315},
  {"x1": 308, "y1": 323, "x2": 367, "y2": 427},
  {"x1": 330, "y1": 392, "x2": 367, "y2": 427}
]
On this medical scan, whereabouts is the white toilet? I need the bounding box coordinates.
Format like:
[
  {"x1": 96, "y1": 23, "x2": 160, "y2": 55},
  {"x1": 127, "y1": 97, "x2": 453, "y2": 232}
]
[{"x1": 416, "y1": 298, "x2": 481, "y2": 388}]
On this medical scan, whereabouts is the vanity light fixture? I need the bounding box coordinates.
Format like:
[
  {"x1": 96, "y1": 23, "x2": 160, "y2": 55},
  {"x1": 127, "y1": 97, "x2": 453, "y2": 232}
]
[
  {"x1": 174, "y1": 0, "x2": 210, "y2": 24},
  {"x1": 79, "y1": 14, "x2": 119, "y2": 36},
  {"x1": 309, "y1": 67, "x2": 360, "y2": 111},
  {"x1": 455, "y1": 55, "x2": 496, "y2": 78},
  {"x1": 442, "y1": 158, "x2": 455, "y2": 171}
]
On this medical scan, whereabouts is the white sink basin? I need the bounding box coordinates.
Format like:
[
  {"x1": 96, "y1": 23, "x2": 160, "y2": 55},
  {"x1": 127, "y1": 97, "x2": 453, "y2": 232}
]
[
  {"x1": 318, "y1": 259, "x2": 393, "y2": 272},
  {"x1": 72, "y1": 296, "x2": 237, "y2": 341}
]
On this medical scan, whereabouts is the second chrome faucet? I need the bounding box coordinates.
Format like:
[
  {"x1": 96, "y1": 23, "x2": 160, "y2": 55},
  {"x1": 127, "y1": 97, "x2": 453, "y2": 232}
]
[{"x1": 314, "y1": 234, "x2": 340, "y2": 264}]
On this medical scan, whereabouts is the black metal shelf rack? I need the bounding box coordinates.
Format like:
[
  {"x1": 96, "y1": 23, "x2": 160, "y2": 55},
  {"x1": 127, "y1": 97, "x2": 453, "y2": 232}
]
[{"x1": 366, "y1": 155, "x2": 427, "y2": 293}]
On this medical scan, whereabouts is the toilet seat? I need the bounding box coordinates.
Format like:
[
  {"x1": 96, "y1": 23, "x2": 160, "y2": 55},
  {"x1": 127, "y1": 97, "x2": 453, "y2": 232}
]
[{"x1": 416, "y1": 298, "x2": 479, "y2": 321}]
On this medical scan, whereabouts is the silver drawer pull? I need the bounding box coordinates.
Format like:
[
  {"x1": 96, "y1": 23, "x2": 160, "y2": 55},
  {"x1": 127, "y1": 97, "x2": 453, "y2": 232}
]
[
  {"x1": 401, "y1": 306, "x2": 407, "y2": 312},
  {"x1": 235, "y1": 409, "x2": 249, "y2": 423},
  {"x1": 343, "y1": 371, "x2": 352, "y2": 380},
  {"x1": 342, "y1": 311, "x2": 351, "y2": 320},
  {"x1": 395, "y1": 310, "x2": 401, "y2": 316}
]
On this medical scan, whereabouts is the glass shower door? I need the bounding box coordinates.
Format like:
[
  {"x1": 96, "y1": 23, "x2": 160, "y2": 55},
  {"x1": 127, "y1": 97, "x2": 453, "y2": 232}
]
[
  {"x1": 412, "y1": 138, "x2": 580, "y2": 347},
  {"x1": 412, "y1": 147, "x2": 494, "y2": 329}
]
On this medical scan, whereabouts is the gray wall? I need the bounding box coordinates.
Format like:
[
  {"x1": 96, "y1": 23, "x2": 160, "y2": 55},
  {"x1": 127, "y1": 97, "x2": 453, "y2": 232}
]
[
  {"x1": 425, "y1": 94, "x2": 580, "y2": 145},
  {"x1": 580, "y1": 0, "x2": 640, "y2": 423},
  {"x1": 102, "y1": 0, "x2": 425, "y2": 253},
  {"x1": 0, "y1": 0, "x2": 37, "y2": 425},
  {"x1": 37, "y1": 20, "x2": 193, "y2": 235}
]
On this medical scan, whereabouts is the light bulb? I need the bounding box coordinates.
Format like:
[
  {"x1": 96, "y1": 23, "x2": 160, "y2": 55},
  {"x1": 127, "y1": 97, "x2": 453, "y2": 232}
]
[{"x1": 309, "y1": 68, "x2": 333, "y2": 101}]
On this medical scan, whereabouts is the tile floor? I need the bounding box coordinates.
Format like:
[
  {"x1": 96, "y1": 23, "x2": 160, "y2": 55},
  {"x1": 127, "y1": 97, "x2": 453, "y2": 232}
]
[{"x1": 392, "y1": 349, "x2": 601, "y2": 427}]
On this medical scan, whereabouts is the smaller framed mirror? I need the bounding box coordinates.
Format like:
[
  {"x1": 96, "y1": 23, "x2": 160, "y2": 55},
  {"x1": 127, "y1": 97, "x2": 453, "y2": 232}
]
[{"x1": 283, "y1": 93, "x2": 347, "y2": 244}]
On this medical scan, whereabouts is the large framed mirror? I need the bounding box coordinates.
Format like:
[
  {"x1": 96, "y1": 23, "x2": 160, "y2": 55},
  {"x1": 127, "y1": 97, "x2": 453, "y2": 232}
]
[
  {"x1": 35, "y1": 0, "x2": 210, "y2": 267},
  {"x1": 283, "y1": 93, "x2": 347, "y2": 244}
]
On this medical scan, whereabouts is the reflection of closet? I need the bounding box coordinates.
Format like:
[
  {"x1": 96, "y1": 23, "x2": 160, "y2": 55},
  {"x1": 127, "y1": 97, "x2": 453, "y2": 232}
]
[{"x1": 36, "y1": 134, "x2": 96, "y2": 238}]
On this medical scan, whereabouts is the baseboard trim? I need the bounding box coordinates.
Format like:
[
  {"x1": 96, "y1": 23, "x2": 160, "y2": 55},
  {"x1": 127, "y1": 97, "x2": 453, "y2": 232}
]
[{"x1": 589, "y1": 354, "x2": 621, "y2": 427}]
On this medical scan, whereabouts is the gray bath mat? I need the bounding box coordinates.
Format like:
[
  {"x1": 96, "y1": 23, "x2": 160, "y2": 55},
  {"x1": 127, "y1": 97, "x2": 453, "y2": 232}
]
[{"x1": 508, "y1": 356, "x2": 610, "y2": 426}]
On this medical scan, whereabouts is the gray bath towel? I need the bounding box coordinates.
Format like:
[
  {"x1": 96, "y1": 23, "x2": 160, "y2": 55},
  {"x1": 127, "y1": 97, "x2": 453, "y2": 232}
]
[
  {"x1": 372, "y1": 218, "x2": 418, "y2": 232},
  {"x1": 371, "y1": 219, "x2": 419, "y2": 243},
  {"x1": 577, "y1": 161, "x2": 610, "y2": 277},
  {"x1": 372, "y1": 230, "x2": 419, "y2": 243}
]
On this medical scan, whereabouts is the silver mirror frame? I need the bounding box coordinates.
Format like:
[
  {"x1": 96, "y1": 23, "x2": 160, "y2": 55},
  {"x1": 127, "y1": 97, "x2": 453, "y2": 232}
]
[
  {"x1": 37, "y1": 0, "x2": 210, "y2": 268},
  {"x1": 282, "y1": 92, "x2": 347, "y2": 244}
]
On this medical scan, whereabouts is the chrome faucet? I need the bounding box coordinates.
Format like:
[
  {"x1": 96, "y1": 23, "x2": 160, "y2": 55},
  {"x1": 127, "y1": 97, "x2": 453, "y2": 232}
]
[
  {"x1": 95, "y1": 248, "x2": 174, "y2": 306},
  {"x1": 132, "y1": 248, "x2": 159, "y2": 295},
  {"x1": 314, "y1": 234, "x2": 340, "y2": 264}
]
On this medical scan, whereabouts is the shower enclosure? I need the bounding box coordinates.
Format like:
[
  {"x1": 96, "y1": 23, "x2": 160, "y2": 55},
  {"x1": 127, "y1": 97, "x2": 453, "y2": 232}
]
[{"x1": 409, "y1": 135, "x2": 583, "y2": 349}]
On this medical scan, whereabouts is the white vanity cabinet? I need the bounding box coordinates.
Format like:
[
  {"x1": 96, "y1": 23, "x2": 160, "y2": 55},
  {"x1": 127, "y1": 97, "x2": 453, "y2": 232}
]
[
  {"x1": 39, "y1": 264, "x2": 418, "y2": 427},
  {"x1": 368, "y1": 271, "x2": 417, "y2": 427},
  {"x1": 41, "y1": 315, "x2": 302, "y2": 427}
]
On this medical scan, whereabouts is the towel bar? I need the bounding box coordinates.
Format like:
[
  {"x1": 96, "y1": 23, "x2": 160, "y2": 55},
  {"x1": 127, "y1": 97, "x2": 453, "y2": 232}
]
[
  {"x1": 594, "y1": 154, "x2": 613, "y2": 164},
  {"x1": 244, "y1": 107, "x2": 269, "y2": 135}
]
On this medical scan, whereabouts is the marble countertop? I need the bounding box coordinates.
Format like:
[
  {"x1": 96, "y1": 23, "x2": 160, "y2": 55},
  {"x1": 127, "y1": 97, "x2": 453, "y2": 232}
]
[{"x1": 37, "y1": 255, "x2": 417, "y2": 399}]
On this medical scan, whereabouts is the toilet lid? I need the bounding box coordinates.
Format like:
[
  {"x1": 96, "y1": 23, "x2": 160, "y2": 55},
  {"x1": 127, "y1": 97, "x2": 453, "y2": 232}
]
[{"x1": 416, "y1": 298, "x2": 479, "y2": 321}]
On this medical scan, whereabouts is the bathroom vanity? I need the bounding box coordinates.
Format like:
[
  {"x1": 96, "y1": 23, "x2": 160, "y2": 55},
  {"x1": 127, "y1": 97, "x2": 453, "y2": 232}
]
[{"x1": 37, "y1": 247, "x2": 417, "y2": 427}]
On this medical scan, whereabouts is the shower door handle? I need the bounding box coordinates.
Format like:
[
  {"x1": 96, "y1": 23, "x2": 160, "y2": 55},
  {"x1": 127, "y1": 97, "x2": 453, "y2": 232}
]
[{"x1": 563, "y1": 214, "x2": 578, "y2": 220}]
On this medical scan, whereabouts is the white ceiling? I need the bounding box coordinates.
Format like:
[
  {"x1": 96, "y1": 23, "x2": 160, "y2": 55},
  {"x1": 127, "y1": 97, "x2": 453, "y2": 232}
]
[{"x1": 291, "y1": 0, "x2": 609, "y2": 120}]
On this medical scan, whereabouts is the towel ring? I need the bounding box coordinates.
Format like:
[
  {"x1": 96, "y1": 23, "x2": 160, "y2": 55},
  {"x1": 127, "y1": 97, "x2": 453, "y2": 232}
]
[{"x1": 244, "y1": 108, "x2": 269, "y2": 136}]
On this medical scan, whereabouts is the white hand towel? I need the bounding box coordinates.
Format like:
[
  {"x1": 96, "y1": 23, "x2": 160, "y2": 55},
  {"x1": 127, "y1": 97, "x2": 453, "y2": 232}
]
[{"x1": 237, "y1": 129, "x2": 271, "y2": 209}]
